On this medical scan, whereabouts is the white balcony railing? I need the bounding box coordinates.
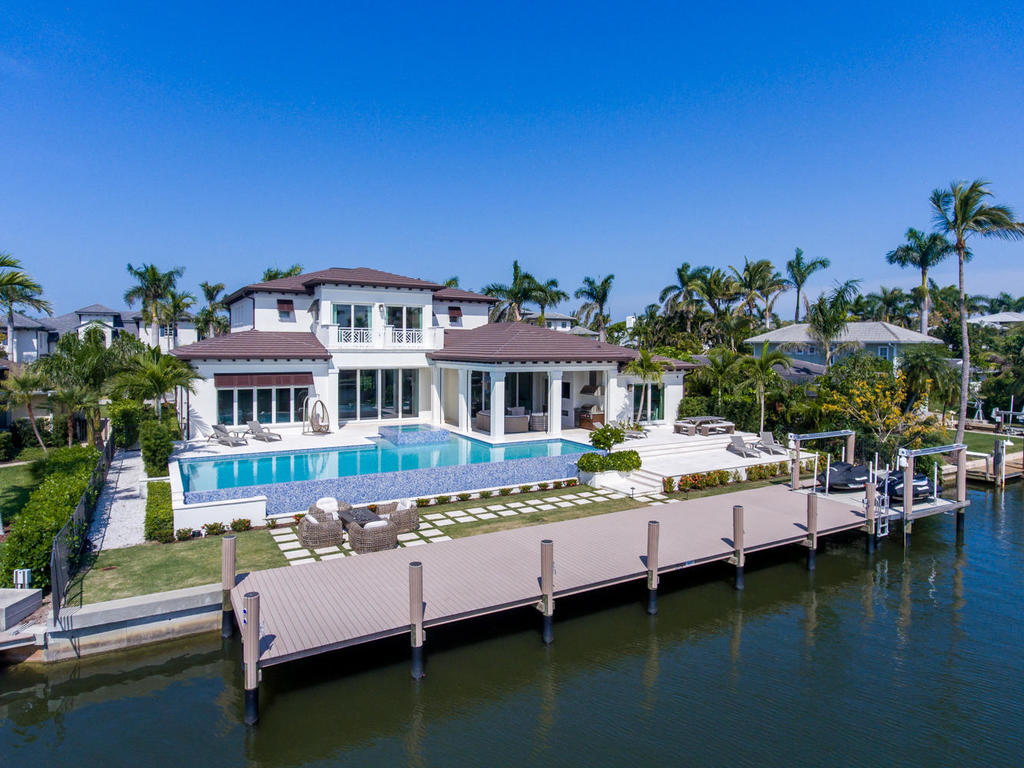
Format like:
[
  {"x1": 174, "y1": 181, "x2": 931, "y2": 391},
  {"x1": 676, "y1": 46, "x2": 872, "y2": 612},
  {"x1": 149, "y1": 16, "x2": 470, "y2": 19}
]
[
  {"x1": 391, "y1": 328, "x2": 424, "y2": 345},
  {"x1": 338, "y1": 327, "x2": 373, "y2": 345}
]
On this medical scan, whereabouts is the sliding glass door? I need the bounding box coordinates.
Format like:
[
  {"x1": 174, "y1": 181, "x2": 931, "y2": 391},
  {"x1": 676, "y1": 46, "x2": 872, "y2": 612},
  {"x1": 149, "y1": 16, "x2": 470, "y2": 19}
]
[{"x1": 338, "y1": 368, "x2": 422, "y2": 421}]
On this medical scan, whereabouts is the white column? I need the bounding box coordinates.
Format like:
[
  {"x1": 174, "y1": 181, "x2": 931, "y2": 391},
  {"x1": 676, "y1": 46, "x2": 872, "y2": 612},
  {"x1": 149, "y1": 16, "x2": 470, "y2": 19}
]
[
  {"x1": 458, "y1": 368, "x2": 470, "y2": 432},
  {"x1": 547, "y1": 369, "x2": 562, "y2": 437},
  {"x1": 430, "y1": 366, "x2": 442, "y2": 426},
  {"x1": 490, "y1": 371, "x2": 505, "y2": 441},
  {"x1": 604, "y1": 369, "x2": 613, "y2": 424}
]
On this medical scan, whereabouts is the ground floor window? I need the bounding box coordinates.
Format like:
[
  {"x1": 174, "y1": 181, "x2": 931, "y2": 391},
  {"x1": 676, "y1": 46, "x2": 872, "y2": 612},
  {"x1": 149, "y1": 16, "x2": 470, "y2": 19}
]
[
  {"x1": 215, "y1": 386, "x2": 310, "y2": 426},
  {"x1": 338, "y1": 368, "x2": 421, "y2": 421},
  {"x1": 504, "y1": 371, "x2": 534, "y2": 412},
  {"x1": 631, "y1": 383, "x2": 664, "y2": 421},
  {"x1": 470, "y1": 371, "x2": 489, "y2": 416}
]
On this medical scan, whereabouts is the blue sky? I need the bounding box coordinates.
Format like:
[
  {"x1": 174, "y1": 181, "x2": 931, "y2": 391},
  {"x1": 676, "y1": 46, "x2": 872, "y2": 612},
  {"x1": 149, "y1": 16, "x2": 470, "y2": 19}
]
[{"x1": 2, "y1": 1, "x2": 1023, "y2": 321}]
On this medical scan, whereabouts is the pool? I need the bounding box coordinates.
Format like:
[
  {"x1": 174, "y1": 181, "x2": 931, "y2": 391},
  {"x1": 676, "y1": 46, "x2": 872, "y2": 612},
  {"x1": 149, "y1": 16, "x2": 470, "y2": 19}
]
[{"x1": 179, "y1": 434, "x2": 592, "y2": 493}]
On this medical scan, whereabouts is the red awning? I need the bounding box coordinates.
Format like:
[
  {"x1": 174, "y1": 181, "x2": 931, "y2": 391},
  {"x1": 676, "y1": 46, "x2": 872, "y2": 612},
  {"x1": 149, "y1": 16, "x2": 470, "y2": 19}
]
[
  {"x1": 277, "y1": 299, "x2": 295, "y2": 312},
  {"x1": 214, "y1": 372, "x2": 313, "y2": 388}
]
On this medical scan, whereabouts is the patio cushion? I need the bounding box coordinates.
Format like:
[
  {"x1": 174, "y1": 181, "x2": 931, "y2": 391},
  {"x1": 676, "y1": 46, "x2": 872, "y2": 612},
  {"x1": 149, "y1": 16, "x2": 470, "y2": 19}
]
[
  {"x1": 304, "y1": 514, "x2": 320, "y2": 525},
  {"x1": 364, "y1": 519, "x2": 388, "y2": 530},
  {"x1": 316, "y1": 497, "x2": 339, "y2": 514}
]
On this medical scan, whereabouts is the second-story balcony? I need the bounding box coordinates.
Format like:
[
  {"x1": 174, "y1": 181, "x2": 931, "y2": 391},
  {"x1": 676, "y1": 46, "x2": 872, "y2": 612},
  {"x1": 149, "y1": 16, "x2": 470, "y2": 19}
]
[{"x1": 317, "y1": 324, "x2": 443, "y2": 351}]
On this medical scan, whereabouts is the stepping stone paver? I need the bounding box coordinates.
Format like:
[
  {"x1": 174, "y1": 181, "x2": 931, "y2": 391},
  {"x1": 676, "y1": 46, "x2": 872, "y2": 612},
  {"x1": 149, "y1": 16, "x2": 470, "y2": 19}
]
[
  {"x1": 508, "y1": 502, "x2": 525, "y2": 508},
  {"x1": 555, "y1": 501, "x2": 574, "y2": 508},
  {"x1": 284, "y1": 549, "x2": 311, "y2": 560},
  {"x1": 278, "y1": 541, "x2": 302, "y2": 551},
  {"x1": 425, "y1": 513, "x2": 445, "y2": 520},
  {"x1": 433, "y1": 535, "x2": 452, "y2": 541},
  {"x1": 313, "y1": 546, "x2": 340, "y2": 554},
  {"x1": 321, "y1": 553, "x2": 345, "y2": 560},
  {"x1": 403, "y1": 539, "x2": 427, "y2": 547},
  {"x1": 397, "y1": 532, "x2": 421, "y2": 542},
  {"x1": 272, "y1": 532, "x2": 298, "y2": 541},
  {"x1": 477, "y1": 512, "x2": 497, "y2": 519},
  {"x1": 436, "y1": 519, "x2": 455, "y2": 526},
  {"x1": 538, "y1": 504, "x2": 556, "y2": 510},
  {"x1": 466, "y1": 507, "x2": 486, "y2": 514},
  {"x1": 421, "y1": 528, "x2": 444, "y2": 537},
  {"x1": 290, "y1": 558, "x2": 317, "y2": 566},
  {"x1": 497, "y1": 509, "x2": 518, "y2": 516}
]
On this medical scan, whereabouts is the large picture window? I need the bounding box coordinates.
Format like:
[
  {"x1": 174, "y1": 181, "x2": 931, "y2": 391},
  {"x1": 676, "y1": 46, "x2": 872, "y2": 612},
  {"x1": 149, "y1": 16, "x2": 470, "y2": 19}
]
[
  {"x1": 216, "y1": 385, "x2": 310, "y2": 426},
  {"x1": 337, "y1": 368, "x2": 422, "y2": 421}
]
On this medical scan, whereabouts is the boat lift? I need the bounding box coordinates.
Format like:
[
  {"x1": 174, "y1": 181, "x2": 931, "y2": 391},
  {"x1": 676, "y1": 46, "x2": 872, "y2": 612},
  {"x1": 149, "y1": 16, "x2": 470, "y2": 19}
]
[
  {"x1": 787, "y1": 429, "x2": 856, "y2": 493},
  {"x1": 992, "y1": 395, "x2": 1024, "y2": 436},
  {"x1": 889, "y1": 443, "x2": 969, "y2": 546}
]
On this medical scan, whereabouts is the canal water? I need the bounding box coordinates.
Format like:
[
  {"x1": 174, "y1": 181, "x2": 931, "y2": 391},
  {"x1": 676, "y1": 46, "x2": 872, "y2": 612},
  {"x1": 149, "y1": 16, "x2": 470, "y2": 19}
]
[{"x1": 2, "y1": 484, "x2": 1022, "y2": 767}]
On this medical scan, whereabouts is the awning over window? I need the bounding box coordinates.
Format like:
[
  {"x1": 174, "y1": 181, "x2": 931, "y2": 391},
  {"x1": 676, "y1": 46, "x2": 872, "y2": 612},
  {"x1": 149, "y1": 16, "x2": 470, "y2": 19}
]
[
  {"x1": 448, "y1": 306, "x2": 463, "y2": 319},
  {"x1": 277, "y1": 299, "x2": 295, "y2": 312},
  {"x1": 214, "y1": 372, "x2": 313, "y2": 388}
]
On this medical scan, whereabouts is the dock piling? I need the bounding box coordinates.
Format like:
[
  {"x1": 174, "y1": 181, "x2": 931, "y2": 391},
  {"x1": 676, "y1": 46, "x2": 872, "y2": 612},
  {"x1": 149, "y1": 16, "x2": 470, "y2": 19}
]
[
  {"x1": 646, "y1": 521, "x2": 660, "y2": 615},
  {"x1": 845, "y1": 433, "x2": 856, "y2": 465},
  {"x1": 864, "y1": 482, "x2": 877, "y2": 554},
  {"x1": 791, "y1": 441, "x2": 801, "y2": 489},
  {"x1": 994, "y1": 437, "x2": 1006, "y2": 489},
  {"x1": 221, "y1": 535, "x2": 236, "y2": 639},
  {"x1": 540, "y1": 540, "x2": 554, "y2": 644},
  {"x1": 903, "y1": 455, "x2": 915, "y2": 548},
  {"x1": 242, "y1": 591, "x2": 260, "y2": 726},
  {"x1": 731, "y1": 505, "x2": 745, "y2": 590},
  {"x1": 805, "y1": 493, "x2": 818, "y2": 571},
  {"x1": 409, "y1": 561, "x2": 425, "y2": 679}
]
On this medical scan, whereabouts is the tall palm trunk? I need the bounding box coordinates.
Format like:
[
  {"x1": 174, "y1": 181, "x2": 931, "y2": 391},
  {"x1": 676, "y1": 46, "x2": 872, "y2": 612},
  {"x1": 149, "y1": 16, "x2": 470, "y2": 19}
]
[
  {"x1": 919, "y1": 267, "x2": 930, "y2": 334},
  {"x1": 758, "y1": 386, "x2": 765, "y2": 434},
  {"x1": 955, "y1": 244, "x2": 969, "y2": 445},
  {"x1": 793, "y1": 286, "x2": 802, "y2": 323},
  {"x1": 6, "y1": 305, "x2": 15, "y2": 362},
  {"x1": 25, "y1": 400, "x2": 47, "y2": 452},
  {"x1": 66, "y1": 412, "x2": 74, "y2": 447}
]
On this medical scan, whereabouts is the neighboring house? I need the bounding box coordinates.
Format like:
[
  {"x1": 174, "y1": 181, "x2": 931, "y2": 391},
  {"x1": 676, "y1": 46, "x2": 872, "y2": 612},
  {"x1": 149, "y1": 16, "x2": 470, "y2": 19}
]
[
  {"x1": 967, "y1": 311, "x2": 1024, "y2": 330},
  {"x1": 745, "y1": 321, "x2": 942, "y2": 365},
  {"x1": 690, "y1": 354, "x2": 825, "y2": 385},
  {"x1": 172, "y1": 267, "x2": 696, "y2": 439},
  {"x1": 2, "y1": 304, "x2": 198, "y2": 362},
  {"x1": 521, "y1": 309, "x2": 598, "y2": 337}
]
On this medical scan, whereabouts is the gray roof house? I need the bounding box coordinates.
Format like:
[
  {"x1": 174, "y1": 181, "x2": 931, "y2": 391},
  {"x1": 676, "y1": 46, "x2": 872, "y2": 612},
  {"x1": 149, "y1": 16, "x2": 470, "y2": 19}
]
[{"x1": 745, "y1": 321, "x2": 943, "y2": 366}]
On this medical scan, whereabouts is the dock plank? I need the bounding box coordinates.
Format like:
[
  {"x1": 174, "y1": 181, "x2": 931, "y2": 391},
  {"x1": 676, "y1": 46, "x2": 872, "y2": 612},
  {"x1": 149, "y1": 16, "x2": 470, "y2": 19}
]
[{"x1": 234, "y1": 485, "x2": 866, "y2": 667}]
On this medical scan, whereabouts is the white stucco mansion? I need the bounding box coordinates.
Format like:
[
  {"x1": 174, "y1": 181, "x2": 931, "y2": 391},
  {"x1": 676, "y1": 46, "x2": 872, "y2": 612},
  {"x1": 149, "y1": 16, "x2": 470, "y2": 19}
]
[{"x1": 171, "y1": 267, "x2": 694, "y2": 441}]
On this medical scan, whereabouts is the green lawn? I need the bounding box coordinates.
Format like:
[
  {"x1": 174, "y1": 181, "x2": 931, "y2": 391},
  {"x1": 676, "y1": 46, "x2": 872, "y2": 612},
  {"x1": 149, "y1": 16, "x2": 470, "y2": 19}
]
[
  {"x1": 0, "y1": 463, "x2": 39, "y2": 530},
  {"x1": 71, "y1": 528, "x2": 287, "y2": 604},
  {"x1": 961, "y1": 431, "x2": 1022, "y2": 455}
]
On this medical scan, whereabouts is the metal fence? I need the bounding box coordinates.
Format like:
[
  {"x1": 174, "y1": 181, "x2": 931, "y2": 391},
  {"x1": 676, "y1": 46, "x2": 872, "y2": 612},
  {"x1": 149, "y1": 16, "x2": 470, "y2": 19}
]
[{"x1": 49, "y1": 426, "x2": 116, "y2": 626}]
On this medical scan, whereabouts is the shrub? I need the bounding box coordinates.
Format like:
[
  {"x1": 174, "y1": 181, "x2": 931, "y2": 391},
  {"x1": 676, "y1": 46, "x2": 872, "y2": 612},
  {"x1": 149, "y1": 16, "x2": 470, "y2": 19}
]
[
  {"x1": 565, "y1": 478, "x2": 578, "y2": 487},
  {"x1": 537, "y1": 482, "x2": 550, "y2": 490},
  {"x1": 662, "y1": 476, "x2": 676, "y2": 494},
  {"x1": 293, "y1": 512, "x2": 304, "y2": 524},
  {"x1": 176, "y1": 527, "x2": 194, "y2": 542},
  {"x1": 677, "y1": 475, "x2": 692, "y2": 492},
  {"x1": 435, "y1": 495, "x2": 451, "y2": 505},
  {"x1": 589, "y1": 424, "x2": 626, "y2": 452},
  {"x1": 16, "y1": 445, "x2": 47, "y2": 463},
  {"x1": 497, "y1": 487, "x2": 512, "y2": 496},
  {"x1": 160, "y1": 408, "x2": 182, "y2": 440},
  {"x1": 730, "y1": 470, "x2": 743, "y2": 484},
  {"x1": 140, "y1": 421, "x2": 174, "y2": 477},
  {"x1": 415, "y1": 497, "x2": 431, "y2": 507},
  {"x1": 31, "y1": 445, "x2": 100, "y2": 482},
  {"x1": 479, "y1": 489, "x2": 495, "y2": 498},
  {"x1": 108, "y1": 398, "x2": 144, "y2": 449},
  {"x1": 144, "y1": 482, "x2": 174, "y2": 543},
  {"x1": 266, "y1": 518, "x2": 278, "y2": 529},
  {"x1": 518, "y1": 484, "x2": 533, "y2": 494},
  {"x1": 13, "y1": 417, "x2": 55, "y2": 451},
  {"x1": 0, "y1": 465, "x2": 92, "y2": 589},
  {"x1": 230, "y1": 518, "x2": 252, "y2": 532},
  {"x1": 0, "y1": 431, "x2": 15, "y2": 462},
  {"x1": 456, "y1": 492, "x2": 472, "y2": 502},
  {"x1": 576, "y1": 452, "x2": 606, "y2": 473},
  {"x1": 677, "y1": 395, "x2": 711, "y2": 420},
  {"x1": 203, "y1": 521, "x2": 226, "y2": 536},
  {"x1": 606, "y1": 450, "x2": 642, "y2": 472}
]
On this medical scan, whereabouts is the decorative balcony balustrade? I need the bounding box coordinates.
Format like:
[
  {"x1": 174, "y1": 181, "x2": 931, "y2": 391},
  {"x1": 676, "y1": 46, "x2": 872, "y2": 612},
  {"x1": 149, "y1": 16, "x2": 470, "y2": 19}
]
[
  {"x1": 338, "y1": 327, "x2": 373, "y2": 345},
  {"x1": 319, "y1": 324, "x2": 441, "y2": 350}
]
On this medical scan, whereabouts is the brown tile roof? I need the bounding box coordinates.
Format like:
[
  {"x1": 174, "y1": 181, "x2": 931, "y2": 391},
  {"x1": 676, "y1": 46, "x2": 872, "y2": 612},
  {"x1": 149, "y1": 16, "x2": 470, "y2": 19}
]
[
  {"x1": 171, "y1": 331, "x2": 331, "y2": 361},
  {"x1": 224, "y1": 267, "x2": 444, "y2": 303},
  {"x1": 433, "y1": 287, "x2": 499, "y2": 303},
  {"x1": 427, "y1": 323, "x2": 697, "y2": 369}
]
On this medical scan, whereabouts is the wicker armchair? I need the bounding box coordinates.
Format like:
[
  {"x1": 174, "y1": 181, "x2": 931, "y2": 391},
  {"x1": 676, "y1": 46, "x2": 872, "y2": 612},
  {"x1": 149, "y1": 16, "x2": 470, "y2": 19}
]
[
  {"x1": 388, "y1": 503, "x2": 420, "y2": 534},
  {"x1": 298, "y1": 503, "x2": 346, "y2": 549},
  {"x1": 348, "y1": 520, "x2": 398, "y2": 554}
]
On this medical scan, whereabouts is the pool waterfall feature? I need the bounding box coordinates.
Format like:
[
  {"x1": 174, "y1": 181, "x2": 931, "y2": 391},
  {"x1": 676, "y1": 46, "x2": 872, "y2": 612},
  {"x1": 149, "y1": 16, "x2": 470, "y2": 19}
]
[{"x1": 172, "y1": 433, "x2": 594, "y2": 523}]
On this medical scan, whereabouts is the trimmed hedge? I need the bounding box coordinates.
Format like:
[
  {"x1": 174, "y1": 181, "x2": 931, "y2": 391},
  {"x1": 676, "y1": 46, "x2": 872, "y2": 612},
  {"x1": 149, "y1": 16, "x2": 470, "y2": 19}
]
[
  {"x1": 577, "y1": 450, "x2": 642, "y2": 474},
  {"x1": 109, "y1": 398, "x2": 144, "y2": 449},
  {"x1": 0, "y1": 462, "x2": 94, "y2": 589},
  {"x1": 0, "y1": 431, "x2": 14, "y2": 462},
  {"x1": 140, "y1": 421, "x2": 174, "y2": 477},
  {"x1": 31, "y1": 445, "x2": 100, "y2": 481},
  {"x1": 144, "y1": 481, "x2": 174, "y2": 543}
]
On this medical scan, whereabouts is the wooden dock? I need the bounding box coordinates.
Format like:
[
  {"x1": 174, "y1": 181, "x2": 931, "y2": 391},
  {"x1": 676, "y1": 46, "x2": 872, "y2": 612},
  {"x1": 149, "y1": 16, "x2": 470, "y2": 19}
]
[{"x1": 232, "y1": 485, "x2": 868, "y2": 669}]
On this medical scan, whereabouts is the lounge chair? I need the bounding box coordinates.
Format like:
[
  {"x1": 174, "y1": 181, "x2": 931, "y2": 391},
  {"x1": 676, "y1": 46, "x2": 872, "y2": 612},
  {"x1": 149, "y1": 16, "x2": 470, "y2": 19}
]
[
  {"x1": 247, "y1": 420, "x2": 283, "y2": 442},
  {"x1": 757, "y1": 431, "x2": 788, "y2": 456},
  {"x1": 212, "y1": 424, "x2": 247, "y2": 446},
  {"x1": 348, "y1": 519, "x2": 398, "y2": 554},
  {"x1": 727, "y1": 435, "x2": 760, "y2": 459}
]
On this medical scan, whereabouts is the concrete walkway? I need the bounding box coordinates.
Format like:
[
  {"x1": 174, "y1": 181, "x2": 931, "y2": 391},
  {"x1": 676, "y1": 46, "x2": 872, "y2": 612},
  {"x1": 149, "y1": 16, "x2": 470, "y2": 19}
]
[{"x1": 88, "y1": 450, "x2": 148, "y2": 551}]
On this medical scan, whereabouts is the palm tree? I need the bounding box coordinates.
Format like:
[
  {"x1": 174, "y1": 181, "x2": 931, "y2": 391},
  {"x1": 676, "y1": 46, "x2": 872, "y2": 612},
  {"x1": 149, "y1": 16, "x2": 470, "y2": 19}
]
[
  {"x1": 693, "y1": 268, "x2": 739, "y2": 341},
  {"x1": 739, "y1": 350, "x2": 791, "y2": 433},
  {"x1": 699, "y1": 347, "x2": 740, "y2": 412},
  {"x1": 899, "y1": 343, "x2": 958, "y2": 415},
  {"x1": 785, "y1": 248, "x2": 830, "y2": 323},
  {"x1": 1, "y1": 253, "x2": 52, "y2": 363},
  {"x1": 623, "y1": 349, "x2": 670, "y2": 422},
  {"x1": 157, "y1": 289, "x2": 196, "y2": 349},
  {"x1": 806, "y1": 279, "x2": 861, "y2": 369},
  {"x1": 533, "y1": 278, "x2": 568, "y2": 325},
  {"x1": 0, "y1": 369, "x2": 50, "y2": 452},
  {"x1": 443, "y1": 276, "x2": 460, "y2": 288},
  {"x1": 659, "y1": 263, "x2": 708, "y2": 333},
  {"x1": 49, "y1": 384, "x2": 100, "y2": 447},
  {"x1": 574, "y1": 274, "x2": 615, "y2": 342},
  {"x1": 886, "y1": 228, "x2": 953, "y2": 333},
  {"x1": 483, "y1": 261, "x2": 540, "y2": 322},
  {"x1": 930, "y1": 180, "x2": 1024, "y2": 444},
  {"x1": 195, "y1": 281, "x2": 228, "y2": 339},
  {"x1": 729, "y1": 257, "x2": 785, "y2": 326},
  {"x1": 109, "y1": 349, "x2": 201, "y2": 418},
  {"x1": 262, "y1": 264, "x2": 303, "y2": 281},
  {"x1": 865, "y1": 286, "x2": 909, "y2": 324},
  {"x1": 124, "y1": 264, "x2": 184, "y2": 347}
]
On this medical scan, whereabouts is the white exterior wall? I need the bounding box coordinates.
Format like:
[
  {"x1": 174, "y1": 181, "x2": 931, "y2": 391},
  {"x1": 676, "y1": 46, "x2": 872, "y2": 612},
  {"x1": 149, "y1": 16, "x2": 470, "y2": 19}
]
[
  {"x1": 431, "y1": 301, "x2": 490, "y2": 329},
  {"x1": 250, "y1": 293, "x2": 317, "y2": 332},
  {"x1": 6, "y1": 328, "x2": 48, "y2": 363},
  {"x1": 230, "y1": 299, "x2": 254, "y2": 331}
]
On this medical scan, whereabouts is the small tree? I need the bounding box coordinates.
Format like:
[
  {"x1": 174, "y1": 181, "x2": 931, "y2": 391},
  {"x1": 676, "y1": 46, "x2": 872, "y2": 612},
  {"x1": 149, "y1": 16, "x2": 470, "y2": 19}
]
[
  {"x1": 1, "y1": 369, "x2": 50, "y2": 452},
  {"x1": 738, "y1": 350, "x2": 791, "y2": 434},
  {"x1": 624, "y1": 350, "x2": 670, "y2": 422}
]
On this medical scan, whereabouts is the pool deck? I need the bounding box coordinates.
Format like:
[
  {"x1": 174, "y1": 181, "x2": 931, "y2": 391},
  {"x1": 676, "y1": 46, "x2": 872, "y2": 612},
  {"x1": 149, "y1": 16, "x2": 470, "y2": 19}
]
[{"x1": 232, "y1": 484, "x2": 871, "y2": 668}]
